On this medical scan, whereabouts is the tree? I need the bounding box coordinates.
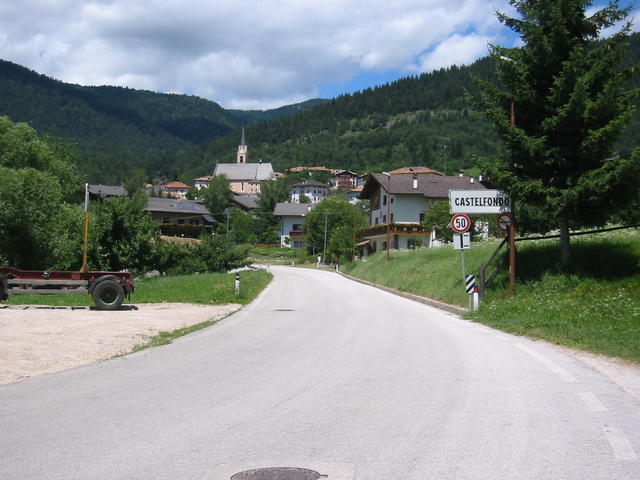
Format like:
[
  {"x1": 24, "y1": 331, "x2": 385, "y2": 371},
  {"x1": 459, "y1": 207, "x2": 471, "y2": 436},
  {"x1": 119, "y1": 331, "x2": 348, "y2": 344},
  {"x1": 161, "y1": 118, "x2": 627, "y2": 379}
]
[
  {"x1": 303, "y1": 196, "x2": 367, "y2": 261},
  {"x1": 124, "y1": 167, "x2": 148, "y2": 198},
  {"x1": 201, "y1": 175, "x2": 233, "y2": 223},
  {"x1": 422, "y1": 200, "x2": 453, "y2": 243},
  {"x1": 89, "y1": 195, "x2": 159, "y2": 272},
  {"x1": 475, "y1": 0, "x2": 640, "y2": 266},
  {"x1": 253, "y1": 177, "x2": 292, "y2": 243}
]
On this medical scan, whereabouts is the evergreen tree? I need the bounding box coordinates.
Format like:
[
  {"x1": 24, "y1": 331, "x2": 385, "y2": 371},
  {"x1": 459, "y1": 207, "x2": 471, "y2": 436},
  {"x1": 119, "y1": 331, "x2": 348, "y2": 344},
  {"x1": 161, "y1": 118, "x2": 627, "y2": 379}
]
[{"x1": 475, "y1": 0, "x2": 640, "y2": 265}]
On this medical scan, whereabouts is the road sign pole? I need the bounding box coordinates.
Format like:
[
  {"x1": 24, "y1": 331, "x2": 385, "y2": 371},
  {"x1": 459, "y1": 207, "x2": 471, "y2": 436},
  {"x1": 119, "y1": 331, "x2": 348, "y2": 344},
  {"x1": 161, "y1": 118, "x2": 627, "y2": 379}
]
[
  {"x1": 461, "y1": 250, "x2": 466, "y2": 284},
  {"x1": 509, "y1": 199, "x2": 516, "y2": 295}
]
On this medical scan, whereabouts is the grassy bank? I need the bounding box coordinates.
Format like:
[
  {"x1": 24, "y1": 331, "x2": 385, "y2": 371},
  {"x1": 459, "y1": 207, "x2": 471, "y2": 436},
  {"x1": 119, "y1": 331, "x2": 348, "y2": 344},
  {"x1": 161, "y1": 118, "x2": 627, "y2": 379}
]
[
  {"x1": 344, "y1": 230, "x2": 640, "y2": 363},
  {"x1": 3, "y1": 269, "x2": 272, "y2": 307}
]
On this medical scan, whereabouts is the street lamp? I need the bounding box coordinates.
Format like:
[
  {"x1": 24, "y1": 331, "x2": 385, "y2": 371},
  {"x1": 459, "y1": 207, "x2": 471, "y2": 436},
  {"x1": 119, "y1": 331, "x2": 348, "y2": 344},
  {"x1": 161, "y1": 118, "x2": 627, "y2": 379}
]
[{"x1": 382, "y1": 172, "x2": 391, "y2": 261}]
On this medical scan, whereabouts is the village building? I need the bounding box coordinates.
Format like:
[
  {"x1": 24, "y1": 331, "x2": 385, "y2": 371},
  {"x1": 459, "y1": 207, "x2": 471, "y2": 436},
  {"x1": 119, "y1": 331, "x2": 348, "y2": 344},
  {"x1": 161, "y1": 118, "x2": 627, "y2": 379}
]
[
  {"x1": 161, "y1": 181, "x2": 191, "y2": 200},
  {"x1": 193, "y1": 176, "x2": 212, "y2": 190},
  {"x1": 358, "y1": 170, "x2": 489, "y2": 253},
  {"x1": 290, "y1": 180, "x2": 329, "y2": 204},
  {"x1": 212, "y1": 126, "x2": 275, "y2": 195},
  {"x1": 145, "y1": 197, "x2": 215, "y2": 238},
  {"x1": 330, "y1": 170, "x2": 358, "y2": 190},
  {"x1": 273, "y1": 202, "x2": 315, "y2": 248}
]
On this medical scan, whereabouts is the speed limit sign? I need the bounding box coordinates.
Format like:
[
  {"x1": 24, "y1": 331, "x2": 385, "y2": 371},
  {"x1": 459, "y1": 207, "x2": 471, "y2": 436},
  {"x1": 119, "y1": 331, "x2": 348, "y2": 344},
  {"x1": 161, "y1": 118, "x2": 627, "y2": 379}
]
[{"x1": 450, "y1": 213, "x2": 471, "y2": 233}]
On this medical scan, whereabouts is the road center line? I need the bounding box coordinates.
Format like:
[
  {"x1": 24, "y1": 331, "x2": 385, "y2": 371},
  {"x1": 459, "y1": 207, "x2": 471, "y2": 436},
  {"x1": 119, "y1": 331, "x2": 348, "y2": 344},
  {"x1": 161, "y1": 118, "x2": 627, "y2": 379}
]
[
  {"x1": 515, "y1": 344, "x2": 577, "y2": 383},
  {"x1": 604, "y1": 427, "x2": 638, "y2": 461},
  {"x1": 578, "y1": 392, "x2": 608, "y2": 413}
]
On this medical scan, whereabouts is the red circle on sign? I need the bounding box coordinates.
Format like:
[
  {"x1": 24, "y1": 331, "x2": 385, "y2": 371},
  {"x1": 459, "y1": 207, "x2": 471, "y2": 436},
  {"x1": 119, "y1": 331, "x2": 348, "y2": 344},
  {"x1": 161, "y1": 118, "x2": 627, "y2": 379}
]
[
  {"x1": 497, "y1": 213, "x2": 513, "y2": 232},
  {"x1": 450, "y1": 214, "x2": 471, "y2": 233}
]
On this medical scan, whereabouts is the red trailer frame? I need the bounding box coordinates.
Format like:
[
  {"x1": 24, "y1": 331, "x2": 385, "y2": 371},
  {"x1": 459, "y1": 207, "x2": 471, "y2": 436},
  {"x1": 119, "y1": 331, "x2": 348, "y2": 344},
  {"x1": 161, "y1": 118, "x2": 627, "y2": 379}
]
[{"x1": 0, "y1": 267, "x2": 134, "y2": 311}]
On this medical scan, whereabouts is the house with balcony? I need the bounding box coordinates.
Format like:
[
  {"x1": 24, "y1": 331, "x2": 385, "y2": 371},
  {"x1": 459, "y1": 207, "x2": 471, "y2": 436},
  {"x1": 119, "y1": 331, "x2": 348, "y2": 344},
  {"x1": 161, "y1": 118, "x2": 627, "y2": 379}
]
[
  {"x1": 330, "y1": 170, "x2": 358, "y2": 190},
  {"x1": 145, "y1": 197, "x2": 215, "y2": 238},
  {"x1": 358, "y1": 171, "x2": 489, "y2": 253},
  {"x1": 273, "y1": 202, "x2": 315, "y2": 248}
]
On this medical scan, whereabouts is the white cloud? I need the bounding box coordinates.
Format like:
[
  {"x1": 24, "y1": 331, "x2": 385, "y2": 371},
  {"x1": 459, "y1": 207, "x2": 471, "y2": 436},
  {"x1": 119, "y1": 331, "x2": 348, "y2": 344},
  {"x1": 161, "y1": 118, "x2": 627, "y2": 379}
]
[
  {"x1": 0, "y1": 0, "x2": 515, "y2": 109},
  {"x1": 414, "y1": 33, "x2": 493, "y2": 73}
]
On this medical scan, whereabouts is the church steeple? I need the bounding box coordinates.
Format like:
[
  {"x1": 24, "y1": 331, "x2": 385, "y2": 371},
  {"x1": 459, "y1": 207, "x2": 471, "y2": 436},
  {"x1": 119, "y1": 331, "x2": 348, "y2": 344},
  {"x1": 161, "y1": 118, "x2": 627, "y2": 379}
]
[{"x1": 237, "y1": 125, "x2": 248, "y2": 164}]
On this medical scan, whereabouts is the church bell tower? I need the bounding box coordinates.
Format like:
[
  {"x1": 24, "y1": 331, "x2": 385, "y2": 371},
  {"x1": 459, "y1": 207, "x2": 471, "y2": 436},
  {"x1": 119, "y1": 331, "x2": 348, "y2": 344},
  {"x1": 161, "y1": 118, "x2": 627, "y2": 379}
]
[{"x1": 237, "y1": 126, "x2": 248, "y2": 164}]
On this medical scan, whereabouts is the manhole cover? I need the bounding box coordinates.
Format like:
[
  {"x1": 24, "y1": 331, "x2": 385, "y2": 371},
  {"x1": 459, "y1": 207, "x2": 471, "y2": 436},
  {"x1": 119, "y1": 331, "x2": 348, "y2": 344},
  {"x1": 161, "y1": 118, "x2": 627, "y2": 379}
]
[{"x1": 231, "y1": 467, "x2": 325, "y2": 480}]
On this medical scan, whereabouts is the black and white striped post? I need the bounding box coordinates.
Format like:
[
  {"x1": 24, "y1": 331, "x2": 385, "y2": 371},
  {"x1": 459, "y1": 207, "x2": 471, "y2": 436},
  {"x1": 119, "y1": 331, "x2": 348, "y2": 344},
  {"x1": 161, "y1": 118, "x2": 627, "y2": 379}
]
[{"x1": 465, "y1": 274, "x2": 479, "y2": 311}]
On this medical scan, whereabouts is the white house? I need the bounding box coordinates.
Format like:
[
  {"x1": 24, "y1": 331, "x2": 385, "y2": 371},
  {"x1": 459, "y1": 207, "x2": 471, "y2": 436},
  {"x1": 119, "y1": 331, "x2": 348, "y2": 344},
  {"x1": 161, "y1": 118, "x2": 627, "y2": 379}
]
[
  {"x1": 358, "y1": 171, "x2": 489, "y2": 253},
  {"x1": 290, "y1": 180, "x2": 329, "y2": 204},
  {"x1": 273, "y1": 202, "x2": 315, "y2": 248}
]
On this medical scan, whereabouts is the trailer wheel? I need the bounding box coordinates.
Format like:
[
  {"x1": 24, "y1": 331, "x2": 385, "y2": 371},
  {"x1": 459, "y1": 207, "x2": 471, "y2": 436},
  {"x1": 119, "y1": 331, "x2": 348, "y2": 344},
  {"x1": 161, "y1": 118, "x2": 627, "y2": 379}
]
[{"x1": 92, "y1": 279, "x2": 125, "y2": 310}]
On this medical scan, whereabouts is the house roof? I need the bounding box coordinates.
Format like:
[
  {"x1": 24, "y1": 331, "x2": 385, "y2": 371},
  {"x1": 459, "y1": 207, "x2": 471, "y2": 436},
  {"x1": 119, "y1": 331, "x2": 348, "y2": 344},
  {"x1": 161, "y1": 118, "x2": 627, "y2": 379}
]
[
  {"x1": 359, "y1": 173, "x2": 489, "y2": 199},
  {"x1": 331, "y1": 170, "x2": 358, "y2": 176},
  {"x1": 231, "y1": 195, "x2": 259, "y2": 210},
  {"x1": 214, "y1": 162, "x2": 275, "y2": 181},
  {"x1": 273, "y1": 202, "x2": 316, "y2": 217},
  {"x1": 145, "y1": 197, "x2": 213, "y2": 218},
  {"x1": 164, "y1": 181, "x2": 191, "y2": 189},
  {"x1": 88, "y1": 184, "x2": 126, "y2": 198},
  {"x1": 388, "y1": 166, "x2": 443, "y2": 175}
]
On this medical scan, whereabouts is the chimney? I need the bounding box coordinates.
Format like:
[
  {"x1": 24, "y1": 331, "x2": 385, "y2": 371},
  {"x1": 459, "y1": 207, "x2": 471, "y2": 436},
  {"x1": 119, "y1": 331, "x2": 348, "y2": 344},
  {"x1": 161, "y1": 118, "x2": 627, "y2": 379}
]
[
  {"x1": 469, "y1": 177, "x2": 475, "y2": 184},
  {"x1": 412, "y1": 173, "x2": 418, "y2": 189}
]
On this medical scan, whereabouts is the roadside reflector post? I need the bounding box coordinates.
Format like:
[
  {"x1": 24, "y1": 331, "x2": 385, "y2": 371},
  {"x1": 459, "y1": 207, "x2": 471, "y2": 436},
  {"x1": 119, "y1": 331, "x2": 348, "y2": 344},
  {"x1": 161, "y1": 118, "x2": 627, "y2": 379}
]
[
  {"x1": 235, "y1": 273, "x2": 240, "y2": 296},
  {"x1": 465, "y1": 275, "x2": 478, "y2": 310}
]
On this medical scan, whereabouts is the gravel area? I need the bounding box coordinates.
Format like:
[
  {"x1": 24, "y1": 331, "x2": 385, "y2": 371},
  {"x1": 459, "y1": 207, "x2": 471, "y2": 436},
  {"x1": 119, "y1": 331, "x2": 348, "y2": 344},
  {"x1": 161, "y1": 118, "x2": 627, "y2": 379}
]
[{"x1": 0, "y1": 303, "x2": 241, "y2": 385}]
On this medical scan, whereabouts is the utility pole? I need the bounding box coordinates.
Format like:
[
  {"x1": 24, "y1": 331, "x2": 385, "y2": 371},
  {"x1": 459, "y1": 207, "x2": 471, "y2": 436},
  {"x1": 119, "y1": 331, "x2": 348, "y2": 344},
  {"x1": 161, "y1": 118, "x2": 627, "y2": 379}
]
[
  {"x1": 322, "y1": 212, "x2": 328, "y2": 265},
  {"x1": 382, "y1": 172, "x2": 391, "y2": 261}
]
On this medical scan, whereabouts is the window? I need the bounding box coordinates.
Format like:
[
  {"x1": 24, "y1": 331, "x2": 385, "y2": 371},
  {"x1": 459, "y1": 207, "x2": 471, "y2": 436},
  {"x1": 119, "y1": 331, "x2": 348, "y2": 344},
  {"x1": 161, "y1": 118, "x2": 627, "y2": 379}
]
[
  {"x1": 383, "y1": 195, "x2": 387, "y2": 206},
  {"x1": 292, "y1": 223, "x2": 302, "y2": 231},
  {"x1": 383, "y1": 215, "x2": 387, "y2": 223},
  {"x1": 419, "y1": 213, "x2": 425, "y2": 223},
  {"x1": 390, "y1": 213, "x2": 394, "y2": 223},
  {"x1": 375, "y1": 217, "x2": 379, "y2": 225}
]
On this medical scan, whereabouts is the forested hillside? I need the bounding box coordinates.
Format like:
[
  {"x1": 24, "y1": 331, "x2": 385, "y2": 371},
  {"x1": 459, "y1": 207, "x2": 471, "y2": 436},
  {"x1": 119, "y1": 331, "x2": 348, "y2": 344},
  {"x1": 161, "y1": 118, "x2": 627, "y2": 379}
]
[
  {"x1": 2, "y1": 31, "x2": 638, "y2": 184},
  {"x1": 0, "y1": 60, "x2": 324, "y2": 183},
  {"x1": 179, "y1": 32, "x2": 640, "y2": 180}
]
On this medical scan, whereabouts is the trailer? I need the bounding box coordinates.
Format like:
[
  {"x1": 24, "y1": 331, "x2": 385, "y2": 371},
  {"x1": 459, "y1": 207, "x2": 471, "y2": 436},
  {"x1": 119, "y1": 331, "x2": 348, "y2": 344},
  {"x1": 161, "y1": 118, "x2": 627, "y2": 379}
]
[{"x1": 0, "y1": 267, "x2": 134, "y2": 310}]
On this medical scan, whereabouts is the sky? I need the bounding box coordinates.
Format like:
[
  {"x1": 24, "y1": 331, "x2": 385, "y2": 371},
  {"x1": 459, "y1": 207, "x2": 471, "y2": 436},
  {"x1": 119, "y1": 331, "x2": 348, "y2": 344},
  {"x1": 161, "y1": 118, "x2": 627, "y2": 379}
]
[{"x1": 0, "y1": 1, "x2": 637, "y2": 110}]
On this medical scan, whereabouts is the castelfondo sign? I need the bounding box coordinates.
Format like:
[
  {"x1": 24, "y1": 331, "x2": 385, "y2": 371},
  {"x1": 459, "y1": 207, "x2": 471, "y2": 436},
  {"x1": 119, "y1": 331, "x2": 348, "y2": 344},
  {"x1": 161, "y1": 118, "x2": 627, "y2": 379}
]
[{"x1": 449, "y1": 189, "x2": 511, "y2": 214}]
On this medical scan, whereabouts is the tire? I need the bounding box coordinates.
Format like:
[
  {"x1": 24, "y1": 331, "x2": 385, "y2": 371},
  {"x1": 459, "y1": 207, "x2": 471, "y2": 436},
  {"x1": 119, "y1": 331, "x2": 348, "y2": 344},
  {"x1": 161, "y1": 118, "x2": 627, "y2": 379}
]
[{"x1": 92, "y1": 279, "x2": 125, "y2": 310}]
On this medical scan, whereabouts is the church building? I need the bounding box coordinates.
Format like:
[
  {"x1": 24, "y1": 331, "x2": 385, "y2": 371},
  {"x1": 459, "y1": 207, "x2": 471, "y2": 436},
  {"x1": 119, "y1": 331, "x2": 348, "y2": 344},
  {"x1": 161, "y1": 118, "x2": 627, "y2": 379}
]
[{"x1": 213, "y1": 126, "x2": 275, "y2": 195}]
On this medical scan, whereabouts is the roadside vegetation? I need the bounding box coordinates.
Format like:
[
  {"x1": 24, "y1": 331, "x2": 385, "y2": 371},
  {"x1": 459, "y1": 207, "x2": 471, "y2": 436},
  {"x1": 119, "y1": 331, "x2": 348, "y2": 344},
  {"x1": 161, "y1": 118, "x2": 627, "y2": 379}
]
[
  {"x1": 4, "y1": 269, "x2": 272, "y2": 307},
  {"x1": 344, "y1": 229, "x2": 640, "y2": 363}
]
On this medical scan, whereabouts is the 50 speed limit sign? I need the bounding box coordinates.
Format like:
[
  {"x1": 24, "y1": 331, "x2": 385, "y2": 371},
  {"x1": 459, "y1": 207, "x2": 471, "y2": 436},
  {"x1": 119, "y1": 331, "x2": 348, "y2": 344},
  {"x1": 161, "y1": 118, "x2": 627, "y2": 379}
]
[{"x1": 450, "y1": 213, "x2": 471, "y2": 233}]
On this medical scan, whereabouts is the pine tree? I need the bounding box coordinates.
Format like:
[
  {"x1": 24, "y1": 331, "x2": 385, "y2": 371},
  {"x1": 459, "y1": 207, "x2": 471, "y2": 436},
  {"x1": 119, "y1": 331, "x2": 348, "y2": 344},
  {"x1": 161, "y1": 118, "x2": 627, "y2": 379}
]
[{"x1": 475, "y1": 0, "x2": 640, "y2": 266}]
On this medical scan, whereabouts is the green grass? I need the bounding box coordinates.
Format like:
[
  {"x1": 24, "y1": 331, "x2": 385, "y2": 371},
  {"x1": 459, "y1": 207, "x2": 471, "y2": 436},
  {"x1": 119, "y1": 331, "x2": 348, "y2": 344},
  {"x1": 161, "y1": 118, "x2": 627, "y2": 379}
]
[
  {"x1": 344, "y1": 229, "x2": 640, "y2": 363},
  {"x1": 245, "y1": 244, "x2": 316, "y2": 265},
  {"x1": 3, "y1": 269, "x2": 272, "y2": 307},
  {"x1": 343, "y1": 241, "x2": 499, "y2": 306}
]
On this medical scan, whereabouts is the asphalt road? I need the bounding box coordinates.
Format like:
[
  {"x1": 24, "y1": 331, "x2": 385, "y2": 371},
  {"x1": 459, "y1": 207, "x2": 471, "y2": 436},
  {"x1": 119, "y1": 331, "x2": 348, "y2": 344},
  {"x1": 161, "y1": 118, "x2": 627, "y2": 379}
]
[{"x1": 1, "y1": 266, "x2": 639, "y2": 479}]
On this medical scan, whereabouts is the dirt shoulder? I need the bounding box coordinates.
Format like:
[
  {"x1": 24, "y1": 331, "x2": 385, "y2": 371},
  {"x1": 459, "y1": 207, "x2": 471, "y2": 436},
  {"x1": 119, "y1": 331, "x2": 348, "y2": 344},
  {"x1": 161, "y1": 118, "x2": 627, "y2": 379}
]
[{"x1": 0, "y1": 303, "x2": 241, "y2": 385}]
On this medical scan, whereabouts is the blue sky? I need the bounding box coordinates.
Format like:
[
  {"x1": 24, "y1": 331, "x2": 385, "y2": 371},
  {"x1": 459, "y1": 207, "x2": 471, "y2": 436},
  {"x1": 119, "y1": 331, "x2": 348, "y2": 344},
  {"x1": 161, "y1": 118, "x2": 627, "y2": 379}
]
[{"x1": 0, "y1": 1, "x2": 637, "y2": 110}]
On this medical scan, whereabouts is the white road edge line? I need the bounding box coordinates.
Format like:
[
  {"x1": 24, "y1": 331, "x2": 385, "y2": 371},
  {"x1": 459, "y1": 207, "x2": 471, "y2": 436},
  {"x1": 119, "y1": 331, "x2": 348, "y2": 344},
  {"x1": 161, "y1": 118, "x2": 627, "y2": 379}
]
[
  {"x1": 515, "y1": 344, "x2": 577, "y2": 383},
  {"x1": 604, "y1": 427, "x2": 638, "y2": 461},
  {"x1": 578, "y1": 392, "x2": 608, "y2": 413}
]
